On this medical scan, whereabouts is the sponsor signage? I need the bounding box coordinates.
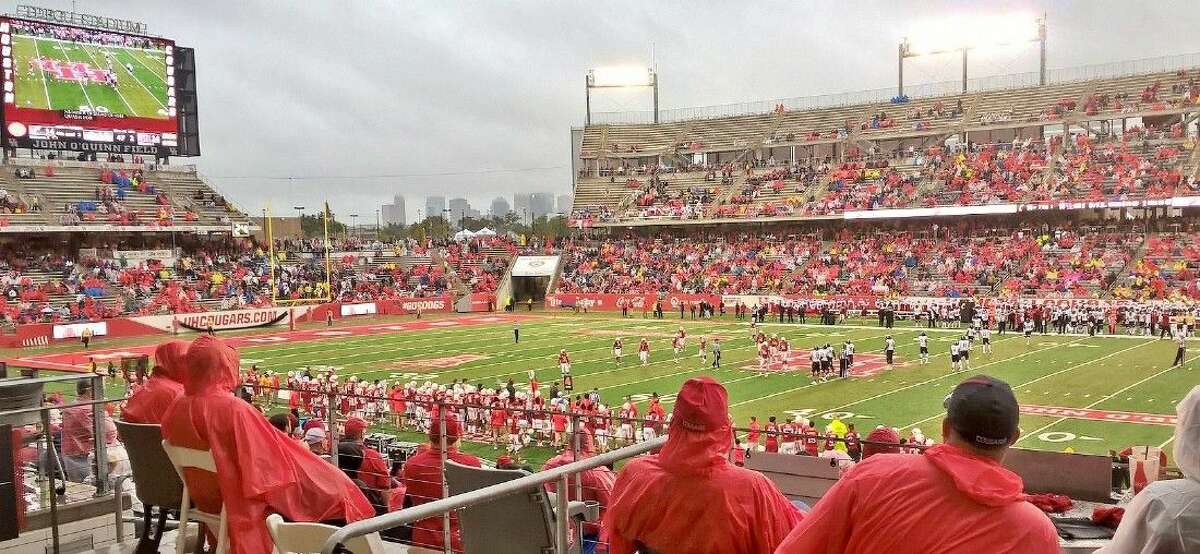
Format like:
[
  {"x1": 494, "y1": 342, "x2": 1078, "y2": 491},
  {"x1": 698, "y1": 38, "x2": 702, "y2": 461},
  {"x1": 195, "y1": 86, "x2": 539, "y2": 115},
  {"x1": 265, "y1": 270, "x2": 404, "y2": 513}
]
[
  {"x1": 130, "y1": 306, "x2": 313, "y2": 332},
  {"x1": 53, "y1": 321, "x2": 107, "y2": 339},
  {"x1": 341, "y1": 302, "x2": 377, "y2": 316}
]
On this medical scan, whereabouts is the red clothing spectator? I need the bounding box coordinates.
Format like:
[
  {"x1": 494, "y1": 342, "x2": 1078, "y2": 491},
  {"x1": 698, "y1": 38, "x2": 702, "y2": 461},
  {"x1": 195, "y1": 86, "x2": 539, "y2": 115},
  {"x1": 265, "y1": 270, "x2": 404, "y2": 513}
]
[
  {"x1": 777, "y1": 375, "x2": 1058, "y2": 554},
  {"x1": 60, "y1": 378, "x2": 117, "y2": 482},
  {"x1": 775, "y1": 444, "x2": 1058, "y2": 554},
  {"x1": 161, "y1": 336, "x2": 372, "y2": 554},
  {"x1": 605, "y1": 377, "x2": 801, "y2": 554},
  {"x1": 542, "y1": 433, "x2": 616, "y2": 541},
  {"x1": 402, "y1": 415, "x2": 481, "y2": 554},
  {"x1": 121, "y1": 340, "x2": 188, "y2": 424},
  {"x1": 337, "y1": 417, "x2": 397, "y2": 515}
]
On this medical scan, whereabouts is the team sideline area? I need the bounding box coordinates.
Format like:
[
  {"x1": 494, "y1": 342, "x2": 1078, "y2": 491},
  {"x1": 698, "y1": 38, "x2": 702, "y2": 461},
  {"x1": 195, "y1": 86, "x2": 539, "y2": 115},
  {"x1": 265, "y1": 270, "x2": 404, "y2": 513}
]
[{"x1": 13, "y1": 310, "x2": 1195, "y2": 464}]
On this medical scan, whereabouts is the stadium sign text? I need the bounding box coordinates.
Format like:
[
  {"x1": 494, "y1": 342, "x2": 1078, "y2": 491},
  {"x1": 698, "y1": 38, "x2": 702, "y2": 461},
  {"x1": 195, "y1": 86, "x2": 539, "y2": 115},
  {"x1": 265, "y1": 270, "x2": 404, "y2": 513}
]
[
  {"x1": 15, "y1": 6, "x2": 148, "y2": 35},
  {"x1": 9, "y1": 138, "x2": 174, "y2": 155}
]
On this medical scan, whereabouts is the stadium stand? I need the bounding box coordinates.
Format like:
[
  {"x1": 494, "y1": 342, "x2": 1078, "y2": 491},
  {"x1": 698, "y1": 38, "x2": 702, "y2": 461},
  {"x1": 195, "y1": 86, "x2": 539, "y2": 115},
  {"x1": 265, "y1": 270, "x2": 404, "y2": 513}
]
[{"x1": 573, "y1": 67, "x2": 1200, "y2": 225}]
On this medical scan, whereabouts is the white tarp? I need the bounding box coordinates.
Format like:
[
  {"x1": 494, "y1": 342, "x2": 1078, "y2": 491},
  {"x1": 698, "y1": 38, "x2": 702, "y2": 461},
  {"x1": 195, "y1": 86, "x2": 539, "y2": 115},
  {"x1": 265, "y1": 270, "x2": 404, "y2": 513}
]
[{"x1": 511, "y1": 255, "x2": 560, "y2": 277}]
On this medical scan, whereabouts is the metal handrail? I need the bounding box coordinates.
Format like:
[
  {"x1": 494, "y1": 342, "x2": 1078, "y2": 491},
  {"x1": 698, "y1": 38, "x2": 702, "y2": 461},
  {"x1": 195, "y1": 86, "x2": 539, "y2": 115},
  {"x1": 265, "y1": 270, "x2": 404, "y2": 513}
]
[{"x1": 320, "y1": 435, "x2": 668, "y2": 554}]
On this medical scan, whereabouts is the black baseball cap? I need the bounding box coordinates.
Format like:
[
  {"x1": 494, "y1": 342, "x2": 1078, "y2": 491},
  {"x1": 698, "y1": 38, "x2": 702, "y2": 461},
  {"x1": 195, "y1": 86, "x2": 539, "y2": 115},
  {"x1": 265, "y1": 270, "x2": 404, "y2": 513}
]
[{"x1": 944, "y1": 375, "x2": 1019, "y2": 450}]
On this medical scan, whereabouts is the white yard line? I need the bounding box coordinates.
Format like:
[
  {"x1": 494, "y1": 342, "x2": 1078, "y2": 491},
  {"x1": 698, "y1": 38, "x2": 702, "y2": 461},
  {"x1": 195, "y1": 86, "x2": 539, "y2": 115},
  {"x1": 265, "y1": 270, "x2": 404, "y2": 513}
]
[
  {"x1": 55, "y1": 42, "x2": 96, "y2": 111},
  {"x1": 901, "y1": 339, "x2": 1157, "y2": 430},
  {"x1": 1016, "y1": 352, "x2": 1198, "y2": 444},
  {"x1": 118, "y1": 48, "x2": 168, "y2": 108},
  {"x1": 30, "y1": 37, "x2": 53, "y2": 108},
  {"x1": 337, "y1": 321, "x2": 758, "y2": 384},
  {"x1": 256, "y1": 317, "x2": 644, "y2": 370},
  {"x1": 78, "y1": 45, "x2": 135, "y2": 115}
]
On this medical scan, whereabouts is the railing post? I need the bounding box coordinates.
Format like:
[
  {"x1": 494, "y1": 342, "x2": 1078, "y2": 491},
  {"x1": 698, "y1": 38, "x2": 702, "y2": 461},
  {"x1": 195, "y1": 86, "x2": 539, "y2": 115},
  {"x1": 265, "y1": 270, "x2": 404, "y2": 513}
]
[
  {"x1": 113, "y1": 474, "x2": 130, "y2": 543},
  {"x1": 91, "y1": 374, "x2": 109, "y2": 495},
  {"x1": 571, "y1": 413, "x2": 582, "y2": 501},
  {"x1": 327, "y1": 390, "x2": 339, "y2": 467},
  {"x1": 438, "y1": 401, "x2": 450, "y2": 554},
  {"x1": 556, "y1": 473, "x2": 570, "y2": 554},
  {"x1": 42, "y1": 409, "x2": 60, "y2": 554}
]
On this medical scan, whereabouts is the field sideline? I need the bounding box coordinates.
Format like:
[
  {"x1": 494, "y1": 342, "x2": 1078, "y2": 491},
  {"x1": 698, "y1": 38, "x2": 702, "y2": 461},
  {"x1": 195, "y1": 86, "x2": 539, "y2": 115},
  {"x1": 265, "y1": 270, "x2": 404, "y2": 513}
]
[{"x1": 14, "y1": 311, "x2": 1194, "y2": 466}]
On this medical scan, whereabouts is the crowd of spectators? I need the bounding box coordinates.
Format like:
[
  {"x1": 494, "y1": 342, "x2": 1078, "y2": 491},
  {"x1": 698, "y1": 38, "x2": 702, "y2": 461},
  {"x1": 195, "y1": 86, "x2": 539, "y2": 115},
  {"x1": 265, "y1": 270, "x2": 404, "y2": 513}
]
[
  {"x1": 0, "y1": 232, "x2": 538, "y2": 324},
  {"x1": 555, "y1": 222, "x2": 1179, "y2": 301},
  {"x1": 578, "y1": 127, "x2": 1196, "y2": 225}
]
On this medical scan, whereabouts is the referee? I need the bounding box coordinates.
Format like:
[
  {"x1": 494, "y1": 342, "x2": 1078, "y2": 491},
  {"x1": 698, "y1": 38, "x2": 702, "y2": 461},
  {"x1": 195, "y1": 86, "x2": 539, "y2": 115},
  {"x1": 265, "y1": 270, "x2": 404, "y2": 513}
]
[{"x1": 1174, "y1": 333, "x2": 1186, "y2": 367}]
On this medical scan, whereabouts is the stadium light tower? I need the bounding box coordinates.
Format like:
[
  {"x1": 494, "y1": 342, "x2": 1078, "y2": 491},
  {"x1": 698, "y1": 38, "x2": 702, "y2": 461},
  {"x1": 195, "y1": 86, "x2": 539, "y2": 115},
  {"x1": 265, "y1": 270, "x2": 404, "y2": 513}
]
[
  {"x1": 586, "y1": 66, "x2": 658, "y2": 124},
  {"x1": 898, "y1": 14, "x2": 1046, "y2": 96}
]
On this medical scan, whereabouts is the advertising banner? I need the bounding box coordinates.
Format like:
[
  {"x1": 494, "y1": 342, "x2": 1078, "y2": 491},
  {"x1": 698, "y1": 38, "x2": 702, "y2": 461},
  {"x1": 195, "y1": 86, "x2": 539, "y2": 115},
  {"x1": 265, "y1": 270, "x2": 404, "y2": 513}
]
[
  {"x1": 340, "y1": 302, "x2": 377, "y2": 316},
  {"x1": 53, "y1": 321, "x2": 107, "y2": 339}
]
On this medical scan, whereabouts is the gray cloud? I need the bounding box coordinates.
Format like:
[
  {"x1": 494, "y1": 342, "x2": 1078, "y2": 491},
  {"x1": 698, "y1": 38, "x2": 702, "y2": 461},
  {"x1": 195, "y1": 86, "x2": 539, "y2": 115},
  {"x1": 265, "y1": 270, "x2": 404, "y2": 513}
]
[{"x1": 36, "y1": 0, "x2": 1200, "y2": 222}]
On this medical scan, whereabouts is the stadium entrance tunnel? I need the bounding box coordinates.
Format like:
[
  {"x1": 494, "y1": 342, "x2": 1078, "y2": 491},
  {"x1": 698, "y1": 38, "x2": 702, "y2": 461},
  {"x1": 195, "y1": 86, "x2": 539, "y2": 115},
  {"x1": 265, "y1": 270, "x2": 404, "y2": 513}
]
[{"x1": 511, "y1": 275, "x2": 550, "y2": 308}]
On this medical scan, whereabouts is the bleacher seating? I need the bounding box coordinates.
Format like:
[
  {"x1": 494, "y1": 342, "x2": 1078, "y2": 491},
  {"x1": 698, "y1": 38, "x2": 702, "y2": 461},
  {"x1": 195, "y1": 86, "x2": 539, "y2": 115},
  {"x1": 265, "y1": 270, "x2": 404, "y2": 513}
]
[
  {"x1": 575, "y1": 67, "x2": 1200, "y2": 224},
  {"x1": 2, "y1": 160, "x2": 250, "y2": 229}
]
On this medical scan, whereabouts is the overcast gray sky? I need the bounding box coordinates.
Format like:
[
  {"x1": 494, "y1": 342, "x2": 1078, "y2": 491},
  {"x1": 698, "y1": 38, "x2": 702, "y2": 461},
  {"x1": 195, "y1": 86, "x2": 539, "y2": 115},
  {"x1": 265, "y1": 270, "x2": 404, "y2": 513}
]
[{"x1": 26, "y1": 0, "x2": 1200, "y2": 223}]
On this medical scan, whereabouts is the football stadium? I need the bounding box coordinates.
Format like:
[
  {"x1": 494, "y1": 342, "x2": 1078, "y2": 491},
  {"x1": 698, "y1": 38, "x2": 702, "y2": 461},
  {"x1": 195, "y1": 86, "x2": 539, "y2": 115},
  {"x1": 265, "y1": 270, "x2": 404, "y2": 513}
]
[{"x1": 1, "y1": 3, "x2": 1200, "y2": 554}]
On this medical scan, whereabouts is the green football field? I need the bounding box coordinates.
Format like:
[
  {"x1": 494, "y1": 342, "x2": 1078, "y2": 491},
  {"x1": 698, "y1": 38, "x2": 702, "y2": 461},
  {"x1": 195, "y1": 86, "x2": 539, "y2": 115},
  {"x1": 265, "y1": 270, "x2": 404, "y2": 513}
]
[
  {"x1": 11, "y1": 34, "x2": 169, "y2": 118},
  {"x1": 24, "y1": 312, "x2": 1194, "y2": 468}
]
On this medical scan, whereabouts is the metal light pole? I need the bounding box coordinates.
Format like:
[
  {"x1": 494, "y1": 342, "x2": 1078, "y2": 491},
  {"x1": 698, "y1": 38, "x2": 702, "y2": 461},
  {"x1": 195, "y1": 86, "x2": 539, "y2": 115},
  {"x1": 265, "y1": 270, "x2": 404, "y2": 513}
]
[{"x1": 293, "y1": 205, "x2": 305, "y2": 237}]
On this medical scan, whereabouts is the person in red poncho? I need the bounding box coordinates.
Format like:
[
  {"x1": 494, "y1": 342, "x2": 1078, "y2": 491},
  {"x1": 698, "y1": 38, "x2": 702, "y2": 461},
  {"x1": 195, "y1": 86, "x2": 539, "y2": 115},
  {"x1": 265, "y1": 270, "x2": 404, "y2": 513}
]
[
  {"x1": 401, "y1": 413, "x2": 481, "y2": 554},
  {"x1": 605, "y1": 376, "x2": 802, "y2": 554},
  {"x1": 775, "y1": 375, "x2": 1058, "y2": 554},
  {"x1": 543, "y1": 431, "x2": 616, "y2": 554},
  {"x1": 121, "y1": 340, "x2": 187, "y2": 424},
  {"x1": 160, "y1": 335, "x2": 372, "y2": 554}
]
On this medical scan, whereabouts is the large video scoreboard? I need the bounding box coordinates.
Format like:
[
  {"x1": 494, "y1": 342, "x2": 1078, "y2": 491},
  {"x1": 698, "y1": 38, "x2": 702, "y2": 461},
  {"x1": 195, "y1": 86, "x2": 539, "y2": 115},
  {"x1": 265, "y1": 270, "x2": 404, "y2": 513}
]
[{"x1": 0, "y1": 15, "x2": 198, "y2": 156}]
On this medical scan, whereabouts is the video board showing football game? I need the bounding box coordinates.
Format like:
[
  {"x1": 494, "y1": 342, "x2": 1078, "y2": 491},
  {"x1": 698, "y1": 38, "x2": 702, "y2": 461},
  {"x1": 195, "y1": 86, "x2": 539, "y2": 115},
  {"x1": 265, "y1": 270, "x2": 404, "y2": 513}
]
[{"x1": 0, "y1": 16, "x2": 179, "y2": 154}]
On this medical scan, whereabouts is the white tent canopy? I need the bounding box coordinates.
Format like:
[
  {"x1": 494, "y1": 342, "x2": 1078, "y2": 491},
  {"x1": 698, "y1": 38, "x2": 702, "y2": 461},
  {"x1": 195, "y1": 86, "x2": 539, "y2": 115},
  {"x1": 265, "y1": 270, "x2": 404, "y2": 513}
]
[
  {"x1": 475, "y1": 227, "x2": 497, "y2": 236},
  {"x1": 453, "y1": 229, "x2": 476, "y2": 241}
]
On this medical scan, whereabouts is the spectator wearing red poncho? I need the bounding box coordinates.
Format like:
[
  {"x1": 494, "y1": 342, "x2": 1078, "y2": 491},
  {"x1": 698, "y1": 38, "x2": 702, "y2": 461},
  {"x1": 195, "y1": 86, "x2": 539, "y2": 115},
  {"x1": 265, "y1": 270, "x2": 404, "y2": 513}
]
[
  {"x1": 776, "y1": 375, "x2": 1058, "y2": 554},
  {"x1": 121, "y1": 340, "x2": 187, "y2": 424},
  {"x1": 543, "y1": 432, "x2": 615, "y2": 554},
  {"x1": 401, "y1": 414, "x2": 481, "y2": 554},
  {"x1": 160, "y1": 335, "x2": 372, "y2": 554},
  {"x1": 605, "y1": 376, "x2": 801, "y2": 554}
]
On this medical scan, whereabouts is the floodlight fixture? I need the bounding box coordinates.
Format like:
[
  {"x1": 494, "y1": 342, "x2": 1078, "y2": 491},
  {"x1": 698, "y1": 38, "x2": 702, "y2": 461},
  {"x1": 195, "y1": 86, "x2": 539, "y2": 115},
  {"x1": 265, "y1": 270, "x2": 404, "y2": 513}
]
[
  {"x1": 585, "y1": 65, "x2": 659, "y2": 124},
  {"x1": 898, "y1": 13, "x2": 1046, "y2": 95}
]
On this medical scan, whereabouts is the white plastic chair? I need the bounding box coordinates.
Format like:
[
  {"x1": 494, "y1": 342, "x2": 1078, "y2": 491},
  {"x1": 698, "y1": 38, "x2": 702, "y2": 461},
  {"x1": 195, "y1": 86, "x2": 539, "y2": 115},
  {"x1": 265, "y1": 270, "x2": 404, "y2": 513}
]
[
  {"x1": 266, "y1": 513, "x2": 388, "y2": 553},
  {"x1": 162, "y1": 440, "x2": 229, "y2": 554}
]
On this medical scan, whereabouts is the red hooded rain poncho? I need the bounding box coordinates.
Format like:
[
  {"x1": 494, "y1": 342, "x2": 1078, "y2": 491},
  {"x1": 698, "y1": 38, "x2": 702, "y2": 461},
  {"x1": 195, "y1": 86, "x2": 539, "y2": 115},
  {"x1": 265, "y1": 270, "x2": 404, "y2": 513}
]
[
  {"x1": 121, "y1": 340, "x2": 188, "y2": 424},
  {"x1": 604, "y1": 376, "x2": 801, "y2": 554},
  {"x1": 775, "y1": 443, "x2": 1059, "y2": 554},
  {"x1": 160, "y1": 335, "x2": 372, "y2": 554}
]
